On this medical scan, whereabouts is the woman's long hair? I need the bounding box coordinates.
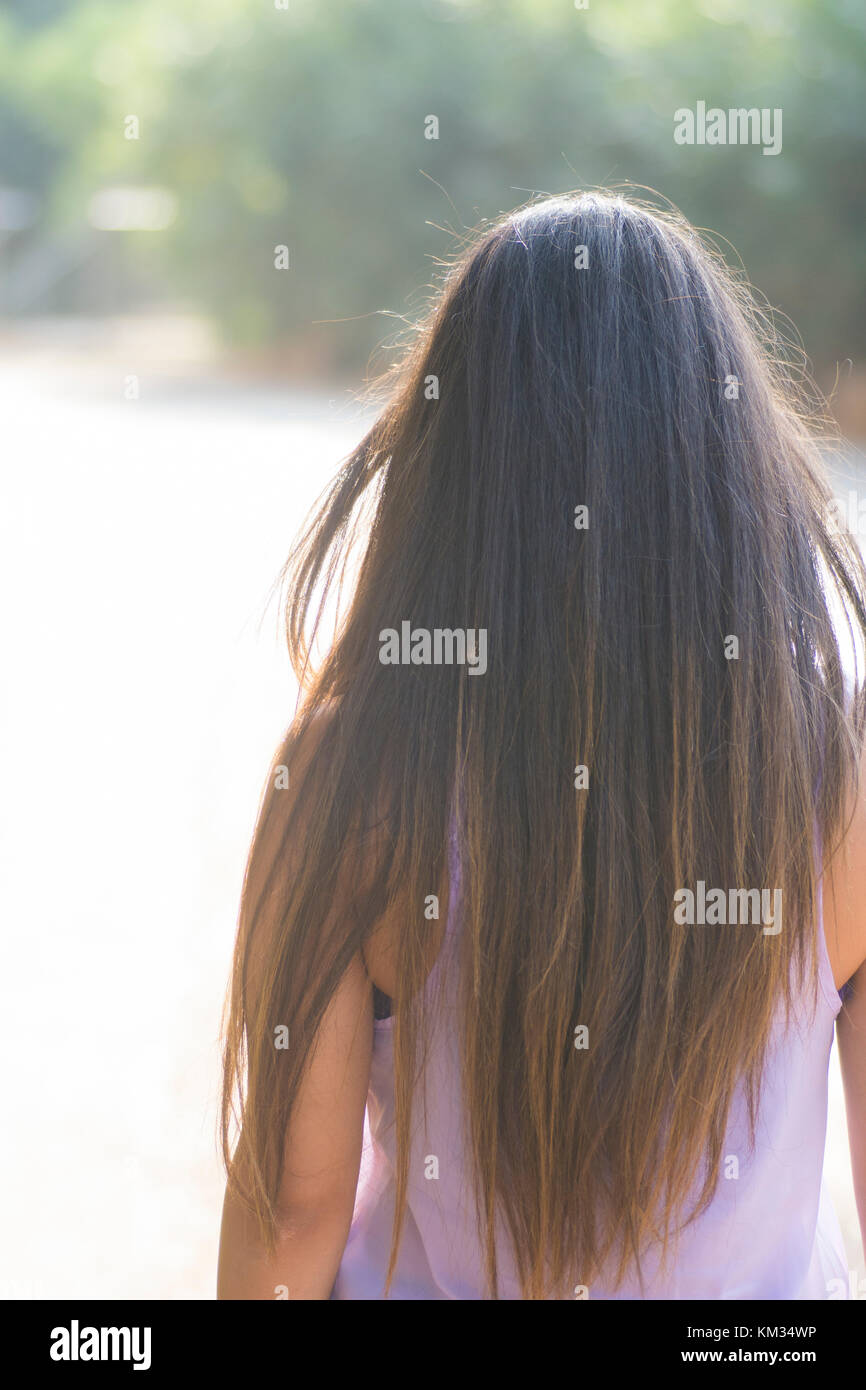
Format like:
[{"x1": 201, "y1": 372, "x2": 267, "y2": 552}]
[{"x1": 221, "y1": 192, "x2": 866, "y2": 1298}]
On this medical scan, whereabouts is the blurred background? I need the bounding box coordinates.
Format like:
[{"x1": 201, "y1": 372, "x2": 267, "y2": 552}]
[{"x1": 1, "y1": 0, "x2": 864, "y2": 1298}]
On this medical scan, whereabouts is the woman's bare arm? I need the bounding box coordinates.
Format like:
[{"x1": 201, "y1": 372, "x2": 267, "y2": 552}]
[
  {"x1": 837, "y1": 964, "x2": 866, "y2": 1251},
  {"x1": 217, "y1": 710, "x2": 374, "y2": 1299},
  {"x1": 217, "y1": 950, "x2": 372, "y2": 1299},
  {"x1": 822, "y1": 741, "x2": 866, "y2": 1254}
]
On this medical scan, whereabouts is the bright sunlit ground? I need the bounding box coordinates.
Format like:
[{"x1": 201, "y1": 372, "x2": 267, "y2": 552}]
[{"x1": 1, "y1": 320, "x2": 862, "y2": 1298}]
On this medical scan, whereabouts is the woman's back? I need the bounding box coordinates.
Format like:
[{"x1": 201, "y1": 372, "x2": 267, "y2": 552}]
[{"x1": 332, "y1": 823, "x2": 850, "y2": 1300}]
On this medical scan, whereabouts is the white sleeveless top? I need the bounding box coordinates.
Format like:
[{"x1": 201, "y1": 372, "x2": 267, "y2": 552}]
[{"x1": 333, "y1": 834, "x2": 850, "y2": 1299}]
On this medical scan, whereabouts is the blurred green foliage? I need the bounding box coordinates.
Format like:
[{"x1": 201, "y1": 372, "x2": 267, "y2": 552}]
[{"x1": 1, "y1": 0, "x2": 864, "y2": 371}]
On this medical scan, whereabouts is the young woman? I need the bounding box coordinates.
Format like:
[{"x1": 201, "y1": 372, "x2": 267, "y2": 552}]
[{"x1": 217, "y1": 192, "x2": 866, "y2": 1300}]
